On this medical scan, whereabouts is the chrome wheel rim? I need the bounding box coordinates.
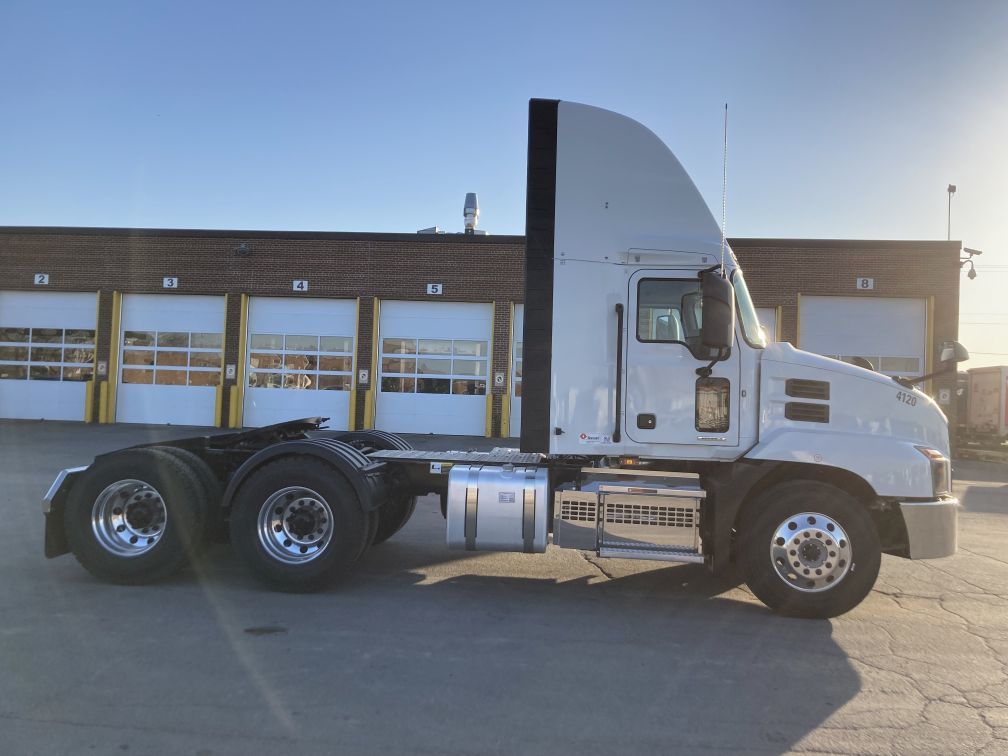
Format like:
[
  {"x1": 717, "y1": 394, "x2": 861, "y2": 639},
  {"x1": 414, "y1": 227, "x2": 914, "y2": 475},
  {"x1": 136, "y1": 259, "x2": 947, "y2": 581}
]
[
  {"x1": 770, "y1": 512, "x2": 852, "y2": 593},
  {"x1": 257, "y1": 486, "x2": 334, "y2": 565},
  {"x1": 91, "y1": 479, "x2": 167, "y2": 557}
]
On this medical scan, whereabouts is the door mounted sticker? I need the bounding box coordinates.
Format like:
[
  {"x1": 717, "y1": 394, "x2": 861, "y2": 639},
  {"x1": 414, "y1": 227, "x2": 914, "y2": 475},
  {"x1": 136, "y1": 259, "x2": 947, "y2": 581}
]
[{"x1": 579, "y1": 432, "x2": 612, "y2": 444}]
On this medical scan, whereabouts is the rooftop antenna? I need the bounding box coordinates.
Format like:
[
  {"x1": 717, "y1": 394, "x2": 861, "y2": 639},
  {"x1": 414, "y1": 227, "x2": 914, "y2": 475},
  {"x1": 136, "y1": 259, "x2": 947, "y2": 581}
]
[{"x1": 720, "y1": 103, "x2": 728, "y2": 275}]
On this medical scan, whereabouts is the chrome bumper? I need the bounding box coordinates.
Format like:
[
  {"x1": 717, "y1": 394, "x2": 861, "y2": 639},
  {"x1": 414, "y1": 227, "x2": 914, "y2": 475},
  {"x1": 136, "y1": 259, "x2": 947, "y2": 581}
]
[{"x1": 899, "y1": 498, "x2": 959, "y2": 559}]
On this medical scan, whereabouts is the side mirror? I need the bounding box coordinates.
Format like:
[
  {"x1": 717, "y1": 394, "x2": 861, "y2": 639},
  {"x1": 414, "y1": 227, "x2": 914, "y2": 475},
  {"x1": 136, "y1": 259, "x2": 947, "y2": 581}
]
[
  {"x1": 940, "y1": 341, "x2": 969, "y2": 364},
  {"x1": 700, "y1": 270, "x2": 735, "y2": 349}
]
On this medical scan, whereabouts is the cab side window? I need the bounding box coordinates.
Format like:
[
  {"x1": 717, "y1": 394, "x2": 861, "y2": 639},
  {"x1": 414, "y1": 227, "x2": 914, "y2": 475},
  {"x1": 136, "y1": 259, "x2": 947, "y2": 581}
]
[{"x1": 637, "y1": 278, "x2": 719, "y2": 359}]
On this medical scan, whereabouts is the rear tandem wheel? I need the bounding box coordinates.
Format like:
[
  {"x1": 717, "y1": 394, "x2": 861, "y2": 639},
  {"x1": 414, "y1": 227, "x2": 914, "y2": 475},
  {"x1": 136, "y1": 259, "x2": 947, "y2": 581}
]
[
  {"x1": 228, "y1": 457, "x2": 370, "y2": 592},
  {"x1": 63, "y1": 447, "x2": 207, "y2": 584}
]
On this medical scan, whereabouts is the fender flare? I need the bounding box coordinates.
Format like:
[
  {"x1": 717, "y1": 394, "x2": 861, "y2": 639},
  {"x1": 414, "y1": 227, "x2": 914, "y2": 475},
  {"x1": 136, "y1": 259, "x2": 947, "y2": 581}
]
[{"x1": 221, "y1": 438, "x2": 389, "y2": 513}]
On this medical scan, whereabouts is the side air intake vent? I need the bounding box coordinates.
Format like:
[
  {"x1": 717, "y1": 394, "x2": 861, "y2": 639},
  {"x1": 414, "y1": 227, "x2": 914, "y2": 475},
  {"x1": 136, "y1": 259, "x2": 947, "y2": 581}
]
[
  {"x1": 785, "y1": 379, "x2": 830, "y2": 400},
  {"x1": 785, "y1": 402, "x2": 830, "y2": 423}
]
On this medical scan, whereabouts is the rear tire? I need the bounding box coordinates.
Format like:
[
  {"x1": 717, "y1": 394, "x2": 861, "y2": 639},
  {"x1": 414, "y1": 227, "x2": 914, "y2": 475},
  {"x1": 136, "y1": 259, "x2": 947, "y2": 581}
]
[
  {"x1": 229, "y1": 457, "x2": 368, "y2": 592},
  {"x1": 64, "y1": 448, "x2": 206, "y2": 585},
  {"x1": 152, "y1": 446, "x2": 225, "y2": 543},
  {"x1": 372, "y1": 494, "x2": 417, "y2": 545},
  {"x1": 333, "y1": 430, "x2": 417, "y2": 545},
  {"x1": 740, "y1": 481, "x2": 881, "y2": 619}
]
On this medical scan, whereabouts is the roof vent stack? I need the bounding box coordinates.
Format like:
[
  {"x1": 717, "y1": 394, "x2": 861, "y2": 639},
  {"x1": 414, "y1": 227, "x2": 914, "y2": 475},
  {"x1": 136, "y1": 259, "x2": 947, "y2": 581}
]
[{"x1": 463, "y1": 193, "x2": 479, "y2": 234}]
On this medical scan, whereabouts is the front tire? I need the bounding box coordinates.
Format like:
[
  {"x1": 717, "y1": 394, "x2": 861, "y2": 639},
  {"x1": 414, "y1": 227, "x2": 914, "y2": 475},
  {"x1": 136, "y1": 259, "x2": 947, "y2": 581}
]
[
  {"x1": 740, "y1": 481, "x2": 881, "y2": 618},
  {"x1": 229, "y1": 457, "x2": 368, "y2": 592}
]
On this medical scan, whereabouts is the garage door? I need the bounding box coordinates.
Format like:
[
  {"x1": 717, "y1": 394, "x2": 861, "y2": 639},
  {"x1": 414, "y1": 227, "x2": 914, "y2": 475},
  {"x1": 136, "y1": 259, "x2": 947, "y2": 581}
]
[
  {"x1": 756, "y1": 307, "x2": 778, "y2": 342},
  {"x1": 116, "y1": 294, "x2": 225, "y2": 426},
  {"x1": 799, "y1": 296, "x2": 926, "y2": 376},
  {"x1": 244, "y1": 297, "x2": 356, "y2": 428},
  {"x1": 0, "y1": 291, "x2": 97, "y2": 421},
  {"x1": 508, "y1": 304, "x2": 523, "y2": 437},
  {"x1": 376, "y1": 301, "x2": 492, "y2": 435}
]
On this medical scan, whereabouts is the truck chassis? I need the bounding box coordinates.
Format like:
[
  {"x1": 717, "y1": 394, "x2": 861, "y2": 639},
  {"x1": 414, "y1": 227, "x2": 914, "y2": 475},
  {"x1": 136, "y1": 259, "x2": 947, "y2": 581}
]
[{"x1": 44, "y1": 417, "x2": 914, "y2": 618}]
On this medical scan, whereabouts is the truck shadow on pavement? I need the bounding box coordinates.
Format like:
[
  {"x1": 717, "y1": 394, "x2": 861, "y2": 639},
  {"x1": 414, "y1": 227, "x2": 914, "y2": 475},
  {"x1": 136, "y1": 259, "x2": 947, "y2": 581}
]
[{"x1": 181, "y1": 539, "x2": 862, "y2": 754}]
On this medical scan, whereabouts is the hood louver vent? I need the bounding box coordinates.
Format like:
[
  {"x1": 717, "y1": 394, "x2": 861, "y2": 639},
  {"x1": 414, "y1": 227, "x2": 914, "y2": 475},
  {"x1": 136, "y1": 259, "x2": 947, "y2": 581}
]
[
  {"x1": 785, "y1": 379, "x2": 830, "y2": 401},
  {"x1": 785, "y1": 402, "x2": 830, "y2": 423}
]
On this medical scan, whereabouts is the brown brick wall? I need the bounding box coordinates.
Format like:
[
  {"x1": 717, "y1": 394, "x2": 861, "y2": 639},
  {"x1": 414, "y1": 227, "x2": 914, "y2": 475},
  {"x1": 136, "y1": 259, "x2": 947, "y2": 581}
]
[
  {"x1": 731, "y1": 238, "x2": 962, "y2": 398},
  {"x1": 0, "y1": 228, "x2": 960, "y2": 432},
  {"x1": 0, "y1": 228, "x2": 524, "y2": 430}
]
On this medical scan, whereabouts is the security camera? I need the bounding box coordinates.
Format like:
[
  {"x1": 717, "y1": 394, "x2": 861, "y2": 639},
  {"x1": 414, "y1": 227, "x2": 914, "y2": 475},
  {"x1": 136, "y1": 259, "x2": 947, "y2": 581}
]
[{"x1": 967, "y1": 265, "x2": 977, "y2": 280}]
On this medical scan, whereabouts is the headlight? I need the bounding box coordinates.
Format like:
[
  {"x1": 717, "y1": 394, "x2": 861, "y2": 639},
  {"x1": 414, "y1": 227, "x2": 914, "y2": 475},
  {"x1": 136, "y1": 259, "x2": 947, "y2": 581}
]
[{"x1": 915, "y1": 446, "x2": 951, "y2": 497}]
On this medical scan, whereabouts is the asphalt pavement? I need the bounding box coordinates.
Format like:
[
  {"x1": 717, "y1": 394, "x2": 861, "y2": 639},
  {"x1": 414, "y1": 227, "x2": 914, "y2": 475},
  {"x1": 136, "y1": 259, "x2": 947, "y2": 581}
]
[{"x1": 1, "y1": 420, "x2": 1006, "y2": 755}]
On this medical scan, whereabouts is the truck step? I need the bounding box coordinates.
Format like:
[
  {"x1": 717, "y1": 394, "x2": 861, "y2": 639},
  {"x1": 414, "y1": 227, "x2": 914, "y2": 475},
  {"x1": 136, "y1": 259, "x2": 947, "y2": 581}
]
[{"x1": 598, "y1": 546, "x2": 704, "y2": 564}]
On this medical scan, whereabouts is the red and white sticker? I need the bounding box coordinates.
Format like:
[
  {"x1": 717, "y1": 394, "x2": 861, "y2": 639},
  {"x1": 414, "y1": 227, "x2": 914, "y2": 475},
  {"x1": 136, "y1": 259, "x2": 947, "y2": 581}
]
[{"x1": 578, "y1": 432, "x2": 612, "y2": 445}]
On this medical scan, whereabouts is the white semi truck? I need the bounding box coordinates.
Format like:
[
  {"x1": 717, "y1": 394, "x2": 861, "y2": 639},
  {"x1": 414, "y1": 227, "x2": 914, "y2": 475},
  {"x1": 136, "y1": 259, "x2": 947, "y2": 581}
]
[{"x1": 42, "y1": 100, "x2": 963, "y2": 618}]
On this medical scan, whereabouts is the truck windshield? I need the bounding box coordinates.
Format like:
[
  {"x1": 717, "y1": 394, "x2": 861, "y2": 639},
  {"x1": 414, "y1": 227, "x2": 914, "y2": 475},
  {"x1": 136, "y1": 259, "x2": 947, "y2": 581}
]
[{"x1": 731, "y1": 270, "x2": 767, "y2": 348}]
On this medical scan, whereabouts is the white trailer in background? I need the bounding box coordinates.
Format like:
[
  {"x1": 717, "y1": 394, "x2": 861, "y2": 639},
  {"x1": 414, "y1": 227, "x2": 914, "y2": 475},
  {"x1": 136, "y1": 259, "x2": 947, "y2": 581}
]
[
  {"x1": 964, "y1": 366, "x2": 1008, "y2": 445},
  {"x1": 42, "y1": 100, "x2": 963, "y2": 618}
]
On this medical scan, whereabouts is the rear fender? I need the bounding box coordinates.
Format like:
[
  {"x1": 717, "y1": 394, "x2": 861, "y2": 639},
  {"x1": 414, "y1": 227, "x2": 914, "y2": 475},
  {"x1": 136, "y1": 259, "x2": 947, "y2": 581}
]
[
  {"x1": 221, "y1": 438, "x2": 389, "y2": 513},
  {"x1": 42, "y1": 466, "x2": 88, "y2": 558}
]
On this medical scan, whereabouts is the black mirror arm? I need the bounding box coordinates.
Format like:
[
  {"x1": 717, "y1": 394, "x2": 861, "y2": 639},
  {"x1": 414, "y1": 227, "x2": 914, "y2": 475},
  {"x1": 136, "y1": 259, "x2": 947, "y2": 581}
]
[
  {"x1": 696, "y1": 348, "x2": 728, "y2": 377},
  {"x1": 892, "y1": 362, "x2": 956, "y2": 389}
]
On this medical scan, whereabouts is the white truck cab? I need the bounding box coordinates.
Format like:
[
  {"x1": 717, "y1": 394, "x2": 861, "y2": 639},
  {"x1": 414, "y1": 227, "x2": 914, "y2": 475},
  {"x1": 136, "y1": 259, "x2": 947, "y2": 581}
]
[{"x1": 42, "y1": 98, "x2": 960, "y2": 618}]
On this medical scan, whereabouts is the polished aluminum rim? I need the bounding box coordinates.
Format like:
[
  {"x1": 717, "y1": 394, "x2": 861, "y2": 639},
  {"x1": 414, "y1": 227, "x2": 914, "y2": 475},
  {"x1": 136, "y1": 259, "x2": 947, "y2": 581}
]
[
  {"x1": 257, "y1": 486, "x2": 334, "y2": 565},
  {"x1": 91, "y1": 479, "x2": 167, "y2": 557},
  {"x1": 770, "y1": 512, "x2": 852, "y2": 593}
]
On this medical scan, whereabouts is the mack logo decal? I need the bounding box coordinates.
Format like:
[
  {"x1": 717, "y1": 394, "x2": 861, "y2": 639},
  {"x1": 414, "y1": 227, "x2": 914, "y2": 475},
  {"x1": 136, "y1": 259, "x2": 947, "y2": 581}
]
[{"x1": 578, "y1": 432, "x2": 612, "y2": 444}]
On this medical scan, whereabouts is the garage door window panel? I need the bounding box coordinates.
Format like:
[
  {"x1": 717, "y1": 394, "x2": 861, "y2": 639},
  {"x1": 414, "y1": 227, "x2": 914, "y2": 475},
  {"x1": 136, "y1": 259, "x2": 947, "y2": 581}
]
[
  {"x1": 189, "y1": 352, "x2": 222, "y2": 369},
  {"x1": 380, "y1": 338, "x2": 488, "y2": 396},
  {"x1": 124, "y1": 331, "x2": 156, "y2": 347},
  {"x1": 417, "y1": 378, "x2": 451, "y2": 394},
  {"x1": 318, "y1": 356, "x2": 351, "y2": 372},
  {"x1": 318, "y1": 374, "x2": 351, "y2": 391},
  {"x1": 381, "y1": 377, "x2": 415, "y2": 393},
  {"x1": 1, "y1": 327, "x2": 29, "y2": 342},
  {"x1": 0, "y1": 346, "x2": 29, "y2": 361},
  {"x1": 247, "y1": 332, "x2": 353, "y2": 392},
  {"x1": 156, "y1": 351, "x2": 187, "y2": 367},
  {"x1": 251, "y1": 334, "x2": 283, "y2": 351},
  {"x1": 383, "y1": 338, "x2": 416, "y2": 355},
  {"x1": 191, "y1": 333, "x2": 222, "y2": 350},
  {"x1": 122, "y1": 330, "x2": 222, "y2": 387},
  {"x1": 1, "y1": 327, "x2": 95, "y2": 382}
]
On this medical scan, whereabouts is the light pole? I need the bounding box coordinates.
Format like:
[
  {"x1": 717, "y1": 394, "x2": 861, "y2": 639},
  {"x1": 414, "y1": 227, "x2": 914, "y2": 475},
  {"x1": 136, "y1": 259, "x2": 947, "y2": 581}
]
[{"x1": 947, "y1": 184, "x2": 956, "y2": 241}]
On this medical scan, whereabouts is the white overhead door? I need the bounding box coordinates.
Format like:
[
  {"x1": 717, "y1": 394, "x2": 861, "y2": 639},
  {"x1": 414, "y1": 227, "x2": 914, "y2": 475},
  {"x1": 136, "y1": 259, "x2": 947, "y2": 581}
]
[
  {"x1": 0, "y1": 291, "x2": 97, "y2": 421},
  {"x1": 756, "y1": 307, "x2": 778, "y2": 342},
  {"x1": 508, "y1": 304, "x2": 523, "y2": 437},
  {"x1": 244, "y1": 297, "x2": 356, "y2": 428},
  {"x1": 116, "y1": 294, "x2": 225, "y2": 426},
  {"x1": 377, "y1": 301, "x2": 492, "y2": 435},
  {"x1": 799, "y1": 296, "x2": 926, "y2": 376}
]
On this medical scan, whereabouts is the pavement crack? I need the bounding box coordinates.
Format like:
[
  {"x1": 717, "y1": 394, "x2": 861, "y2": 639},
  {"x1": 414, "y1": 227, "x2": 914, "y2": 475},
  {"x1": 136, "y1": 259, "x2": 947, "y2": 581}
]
[{"x1": 579, "y1": 552, "x2": 615, "y2": 580}]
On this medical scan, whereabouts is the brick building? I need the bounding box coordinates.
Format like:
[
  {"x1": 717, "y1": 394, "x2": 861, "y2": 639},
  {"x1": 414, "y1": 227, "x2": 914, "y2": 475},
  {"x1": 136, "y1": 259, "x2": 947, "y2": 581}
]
[{"x1": 0, "y1": 226, "x2": 961, "y2": 436}]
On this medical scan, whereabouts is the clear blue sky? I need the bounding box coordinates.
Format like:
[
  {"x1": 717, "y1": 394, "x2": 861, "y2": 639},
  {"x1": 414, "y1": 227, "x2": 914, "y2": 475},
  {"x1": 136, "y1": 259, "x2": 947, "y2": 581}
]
[{"x1": 1, "y1": 1, "x2": 1005, "y2": 362}]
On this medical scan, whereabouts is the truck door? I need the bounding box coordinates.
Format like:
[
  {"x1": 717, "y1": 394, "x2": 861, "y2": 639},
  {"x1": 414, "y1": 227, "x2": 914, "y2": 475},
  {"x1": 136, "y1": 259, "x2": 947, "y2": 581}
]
[{"x1": 625, "y1": 270, "x2": 740, "y2": 447}]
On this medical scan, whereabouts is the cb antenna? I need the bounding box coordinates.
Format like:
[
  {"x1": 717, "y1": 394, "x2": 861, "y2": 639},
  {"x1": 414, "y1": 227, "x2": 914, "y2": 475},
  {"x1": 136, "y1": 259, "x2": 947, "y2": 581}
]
[{"x1": 720, "y1": 103, "x2": 728, "y2": 275}]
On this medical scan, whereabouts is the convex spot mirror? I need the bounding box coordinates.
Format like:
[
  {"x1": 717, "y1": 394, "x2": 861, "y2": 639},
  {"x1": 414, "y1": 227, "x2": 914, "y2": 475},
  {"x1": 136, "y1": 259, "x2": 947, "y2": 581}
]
[
  {"x1": 700, "y1": 270, "x2": 735, "y2": 350},
  {"x1": 940, "y1": 341, "x2": 969, "y2": 364}
]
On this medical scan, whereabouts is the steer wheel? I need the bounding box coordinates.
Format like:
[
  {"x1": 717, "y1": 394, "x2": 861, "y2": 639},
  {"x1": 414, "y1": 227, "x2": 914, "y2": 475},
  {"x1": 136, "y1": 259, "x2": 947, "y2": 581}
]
[{"x1": 739, "y1": 480, "x2": 881, "y2": 619}]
